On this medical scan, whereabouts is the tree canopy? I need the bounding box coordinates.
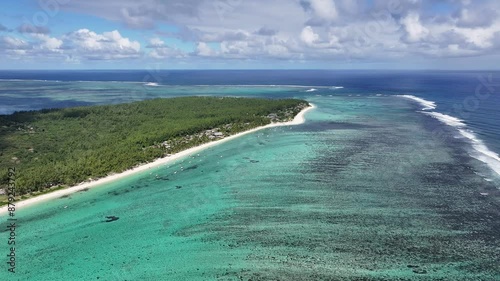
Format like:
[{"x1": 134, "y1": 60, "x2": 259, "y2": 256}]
[{"x1": 0, "y1": 97, "x2": 308, "y2": 201}]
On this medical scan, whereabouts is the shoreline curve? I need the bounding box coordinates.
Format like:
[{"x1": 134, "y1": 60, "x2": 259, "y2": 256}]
[{"x1": 0, "y1": 103, "x2": 315, "y2": 214}]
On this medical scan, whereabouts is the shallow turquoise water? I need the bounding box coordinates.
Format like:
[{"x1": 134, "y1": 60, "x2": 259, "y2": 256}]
[{"x1": 1, "y1": 95, "x2": 499, "y2": 280}]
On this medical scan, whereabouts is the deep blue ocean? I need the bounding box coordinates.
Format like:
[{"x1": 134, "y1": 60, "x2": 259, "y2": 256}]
[{"x1": 1, "y1": 70, "x2": 500, "y2": 280}]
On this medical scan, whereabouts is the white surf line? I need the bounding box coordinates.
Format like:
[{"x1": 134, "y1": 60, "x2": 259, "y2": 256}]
[
  {"x1": 0, "y1": 104, "x2": 316, "y2": 214},
  {"x1": 423, "y1": 111, "x2": 500, "y2": 178},
  {"x1": 396, "y1": 95, "x2": 437, "y2": 111},
  {"x1": 396, "y1": 95, "x2": 500, "y2": 181}
]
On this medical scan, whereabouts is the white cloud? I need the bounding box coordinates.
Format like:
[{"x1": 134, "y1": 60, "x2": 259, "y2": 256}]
[
  {"x1": 337, "y1": 0, "x2": 359, "y2": 14},
  {"x1": 195, "y1": 42, "x2": 214, "y2": 57},
  {"x1": 1, "y1": 36, "x2": 29, "y2": 49},
  {"x1": 401, "y1": 12, "x2": 429, "y2": 42},
  {"x1": 456, "y1": 7, "x2": 497, "y2": 28},
  {"x1": 146, "y1": 37, "x2": 186, "y2": 59},
  {"x1": 66, "y1": 29, "x2": 141, "y2": 59},
  {"x1": 457, "y1": 28, "x2": 497, "y2": 49},
  {"x1": 0, "y1": 28, "x2": 144, "y2": 64},
  {"x1": 0, "y1": 35, "x2": 65, "y2": 62},
  {"x1": 310, "y1": 0, "x2": 338, "y2": 21},
  {"x1": 148, "y1": 47, "x2": 185, "y2": 59},
  {"x1": 148, "y1": 37, "x2": 164, "y2": 47},
  {"x1": 300, "y1": 26, "x2": 319, "y2": 45},
  {"x1": 32, "y1": 34, "x2": 63, "y2": 51},
  {"x1": 3, "y1": 0, "x2": 500, "y2": 67}
]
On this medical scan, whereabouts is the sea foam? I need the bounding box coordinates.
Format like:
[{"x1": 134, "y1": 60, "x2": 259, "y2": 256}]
[
  {"x1": 398, "y1": 95, "x2": 500, "y2": 178},
  {"x1": 458, "y1": 129, "x2": 500, "y2": 176},
  {"x1": 422, "y1": 111, "x2": 466, "y2": 127},
  {"x1": 397, "y1": 95, "x2": 436, "y2": 110},
  {"x1": 423, "y1": 110, "x2": 500, "y2": 177}
]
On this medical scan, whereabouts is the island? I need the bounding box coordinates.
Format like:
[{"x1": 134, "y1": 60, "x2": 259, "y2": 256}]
[{"x1": 0, "y1": 97, "x2": 310, "y2": 206}]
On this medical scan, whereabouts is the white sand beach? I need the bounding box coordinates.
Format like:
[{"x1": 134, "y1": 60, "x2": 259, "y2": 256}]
[{"x1": 0, "y1": 104, "x2": 315, "y2": 214}]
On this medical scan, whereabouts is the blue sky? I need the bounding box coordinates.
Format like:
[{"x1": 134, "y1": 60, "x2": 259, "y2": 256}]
[{"x1": 1, "y1": 0, "x2": 500, "y2": 69}]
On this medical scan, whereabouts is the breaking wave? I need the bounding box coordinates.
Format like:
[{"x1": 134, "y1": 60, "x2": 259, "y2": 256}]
[
  {"x1": 398, "y1": 95, "x2": 500, "y2": 178},
  {"x1": 397, "y1": 95, "x2": 436, "y2": 110}
]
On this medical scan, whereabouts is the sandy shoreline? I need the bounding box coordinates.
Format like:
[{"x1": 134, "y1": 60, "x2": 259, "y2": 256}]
[{"x1": 0, "y1": 104, "x2": 315, "y2": 214}]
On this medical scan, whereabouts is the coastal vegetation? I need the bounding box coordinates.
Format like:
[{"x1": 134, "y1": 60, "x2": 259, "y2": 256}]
[{"x1": 0, "y1": 97, "x2": 308, "y2": 204}]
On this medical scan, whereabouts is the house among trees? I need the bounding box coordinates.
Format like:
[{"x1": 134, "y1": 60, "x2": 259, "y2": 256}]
[{"x1": 267, "y1": 113, "x2": 278, "y2": 121}]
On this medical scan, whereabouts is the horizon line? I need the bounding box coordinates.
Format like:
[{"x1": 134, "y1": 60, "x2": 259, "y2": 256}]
[{"x1": 1, "y1": 69, "x2": 500, "y2": 71}]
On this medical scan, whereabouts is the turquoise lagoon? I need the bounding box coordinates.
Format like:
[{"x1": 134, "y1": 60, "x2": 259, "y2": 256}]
[{"x1": 0, "y1": 79, "x2": 499, "y2": 280}]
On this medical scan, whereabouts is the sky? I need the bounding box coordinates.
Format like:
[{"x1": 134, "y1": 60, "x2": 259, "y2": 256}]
[{"x1": 1, "y1": 0, "x2": 500, "y2": 69}]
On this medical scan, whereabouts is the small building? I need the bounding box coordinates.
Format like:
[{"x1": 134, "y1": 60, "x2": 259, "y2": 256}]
[{"x1": 213, "y1": 132, "x2": 224, "y2": 138}]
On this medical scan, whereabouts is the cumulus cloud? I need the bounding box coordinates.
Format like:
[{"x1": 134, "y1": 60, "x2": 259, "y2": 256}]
[
  {"x1": 32, "y1": 34, "x2": 63, "y2": 51},
  {"x1": 62, "y1": 0, "x2": 204, "y2": 29},
  {"x1": 146, "y1": 37, "x2": 186, "y2": 59},
  {"x1": 0, "y1": 34, "x2": 65, "y2": 62},
  {"x1": 454, "y1": 24, "x2": 499, "y2": 49},
  {"x1": 0, "y1": 36, "x2": 30, "y2": 50},
  {"x1": 148, "y1": 47, "x2": 185, "y2": 59},
  {"x1": 84, "y1": 0, "x2": 500, "y2": 62},
  {"x1": 147, "y1": 37, "x2": 165, "y2": 48},
  {"x1": 0, "y1": 28, "x2": 144, "y2": 63},
  {"x1": 401, "y1": 12, "x2": 429, "y2": 42},
  {"x1": 300, "y1": 26, "x2": 320, "y2": 45},
  {"x1": 455, "y1": 7, "x2": 497, "y2": 28},
  {"x1": 65, "y1": 29, "x2": 141, "y2": 60},
  {"x1": 309, "y1": 0, "x2": 338, "y2": 22},
  {"x1": 195, "y1": 42, "x2": 215, "y2": 57},
  {"x1": 3, "y1": 0, "x2": 500, "y2": 66}
]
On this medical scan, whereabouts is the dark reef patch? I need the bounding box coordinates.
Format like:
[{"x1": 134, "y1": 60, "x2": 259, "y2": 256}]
[{"x1": 298, "y1": 121, "x2": 378, "y2": 132}]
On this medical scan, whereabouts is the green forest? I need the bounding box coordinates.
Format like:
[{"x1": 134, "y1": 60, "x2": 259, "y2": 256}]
[{"x1": 0, "y1": 97, "x2": 308, "y2": 203}]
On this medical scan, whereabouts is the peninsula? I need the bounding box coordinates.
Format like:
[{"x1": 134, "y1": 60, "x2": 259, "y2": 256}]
[{"x1": 0, "y1": 97, "x2": 311, "y2": 208}]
